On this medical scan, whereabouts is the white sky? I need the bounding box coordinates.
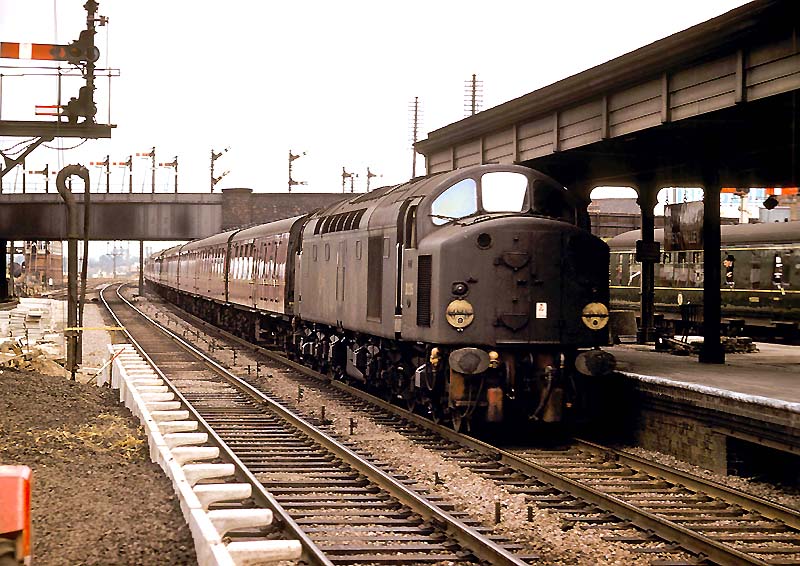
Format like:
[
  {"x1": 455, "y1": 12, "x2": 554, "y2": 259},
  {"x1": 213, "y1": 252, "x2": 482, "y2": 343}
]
[{"x1": 0, "y1": 0, "x2": 752, "y2": 196}]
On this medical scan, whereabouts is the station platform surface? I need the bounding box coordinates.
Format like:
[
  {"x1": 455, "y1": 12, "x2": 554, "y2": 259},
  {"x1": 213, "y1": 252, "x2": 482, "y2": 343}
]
[{"x1": 607, "y1": 341, "x2": 800, "y2": 406}]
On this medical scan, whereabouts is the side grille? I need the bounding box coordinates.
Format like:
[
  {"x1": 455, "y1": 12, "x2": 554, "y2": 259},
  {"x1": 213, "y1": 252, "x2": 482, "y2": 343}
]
[{"x1": 417, "y1": 255, "x2": 432, "y2": 327}]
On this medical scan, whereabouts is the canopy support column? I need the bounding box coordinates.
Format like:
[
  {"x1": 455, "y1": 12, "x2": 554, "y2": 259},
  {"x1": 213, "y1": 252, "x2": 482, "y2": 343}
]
[{"x1": 700, "y1": 170, "x2": 724, "y2": 364}]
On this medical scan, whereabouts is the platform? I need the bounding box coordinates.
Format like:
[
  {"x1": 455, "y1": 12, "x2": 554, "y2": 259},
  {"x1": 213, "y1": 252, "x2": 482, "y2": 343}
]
[
  {"x1": 601, "y1": 342, "x2": 800, "y2": 473},
  {"x1": 608, "y1": 342, "x2": 800, "y2": 405}
]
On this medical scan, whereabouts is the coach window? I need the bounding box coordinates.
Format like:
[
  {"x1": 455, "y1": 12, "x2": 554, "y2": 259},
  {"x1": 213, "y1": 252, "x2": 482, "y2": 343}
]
[
  {"x1": 785, "y1": 249, "x2": 795, "y2": 287},
  {"x1": 430, "y1": 178, "x2": 477, "y2": 225},
  {"x1": 773, "y1": 254, "x2": 784, "y2": 287},
  {"x1": 750, "y1": 252, "x2": 762, "y2": 289},
  {"x1": 481, "y1": 172, "x2": 527, "y2": 212},
  {"x1": 614, "y1": 255, "x2": 623, "y2": 285}
]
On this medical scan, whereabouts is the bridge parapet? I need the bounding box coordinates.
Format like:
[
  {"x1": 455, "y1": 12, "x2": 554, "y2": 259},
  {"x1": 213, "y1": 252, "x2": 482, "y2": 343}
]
[{"x1": 0, "y1": 189, "x2": 351, "y2": 241}]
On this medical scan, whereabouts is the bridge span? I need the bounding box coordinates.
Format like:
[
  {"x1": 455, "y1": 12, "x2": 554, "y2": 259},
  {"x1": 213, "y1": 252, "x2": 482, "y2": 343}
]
[{"x1": 0, "y1": 188, "x2": 348, "y2": 240}]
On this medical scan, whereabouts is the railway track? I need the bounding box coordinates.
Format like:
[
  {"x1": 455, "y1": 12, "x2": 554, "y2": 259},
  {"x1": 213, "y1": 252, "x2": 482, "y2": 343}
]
[
  {"x1": 101, "y1": 283, "x2": 537, "y2": 566},
  {"x1": 131, "y1": 287, "x2": 800, "y2": 566}
]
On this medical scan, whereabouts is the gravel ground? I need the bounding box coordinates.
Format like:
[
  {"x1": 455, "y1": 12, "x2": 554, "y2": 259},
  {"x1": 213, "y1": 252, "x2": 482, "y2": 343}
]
[{"x1": 0, "y1": 299, "x2": 197, "y2": 566}]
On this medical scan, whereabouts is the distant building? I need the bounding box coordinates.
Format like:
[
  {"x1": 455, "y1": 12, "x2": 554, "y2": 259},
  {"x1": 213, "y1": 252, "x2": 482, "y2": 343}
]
[
  {"x1": 16, "y1": 240, "x2": 63, "y2": 296},
  {"x1": 590, "y1": 188, "x2": 799, "y2": 239}
]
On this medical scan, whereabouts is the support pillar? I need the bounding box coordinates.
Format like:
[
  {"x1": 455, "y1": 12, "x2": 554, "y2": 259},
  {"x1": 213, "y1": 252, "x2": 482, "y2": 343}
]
[
  {"x1": 0, "y1": 240, "x2": 8, "y2": 300},
  {"x1": 700, "y1": 171, "x2": 724, "y2": 364},
  {"x1": 139, "y1": 240, "x2": 144, "y2": 296},
  {"x1": 636, "y1": 185, "x2": 658, "y2": 344}
]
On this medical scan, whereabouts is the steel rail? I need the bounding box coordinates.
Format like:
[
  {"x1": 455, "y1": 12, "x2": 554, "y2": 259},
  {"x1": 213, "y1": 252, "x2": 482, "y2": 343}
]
[
  {"x1": 574, "y1": 438, "x2": 800, "y2": 531},
  {"x1": 148, "y1": 291, "x2": 795, "y2": 566},
  {"x1": 109, "y1": 284, "x2": 530, "y2": 566},
  {"x1": 99, "y1": 284, "x2": 334, "y2": 566}
]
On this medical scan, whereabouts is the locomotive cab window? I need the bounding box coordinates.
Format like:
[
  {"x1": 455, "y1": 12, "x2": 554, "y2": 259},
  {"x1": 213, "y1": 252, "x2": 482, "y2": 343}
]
[
  {"x1": 481, "y1": 172, "x2": 528, "y2": 212},
  {"x1": 430, "y1": 178, "x2": 478, "y2": 225},
  {"x1": 531, "y1": 179, "x2": 573, "y2": 221}
]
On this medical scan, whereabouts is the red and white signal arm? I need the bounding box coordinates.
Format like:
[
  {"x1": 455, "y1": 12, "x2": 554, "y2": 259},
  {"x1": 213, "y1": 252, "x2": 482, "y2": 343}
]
[{"x1": 0, "y1": 465, "x2": 32, "y2": 565}]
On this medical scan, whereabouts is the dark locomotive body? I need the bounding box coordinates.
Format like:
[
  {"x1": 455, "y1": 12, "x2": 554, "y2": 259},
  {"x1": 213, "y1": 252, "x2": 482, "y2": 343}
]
[{"x1": 145, "y1": 164, "x2": 611, "y2": 431}]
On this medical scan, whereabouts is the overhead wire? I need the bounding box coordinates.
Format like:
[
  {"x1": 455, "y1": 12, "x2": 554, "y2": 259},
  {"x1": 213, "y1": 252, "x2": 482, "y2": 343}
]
[
  {"x1": 1, "y1": 138, "x2": 37, "y2": 155},
  {"x1": 43, "y1": 138, "x2": 89, "y2": 151}
]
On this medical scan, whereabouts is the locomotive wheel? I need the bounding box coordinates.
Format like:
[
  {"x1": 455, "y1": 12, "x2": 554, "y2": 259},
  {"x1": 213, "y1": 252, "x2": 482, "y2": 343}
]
[{"x1": 404, "y1": 394, "x2": 417, "y2": 413}]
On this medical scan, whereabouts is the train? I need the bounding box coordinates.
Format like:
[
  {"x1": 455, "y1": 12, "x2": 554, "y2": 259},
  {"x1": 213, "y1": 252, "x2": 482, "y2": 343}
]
[
  {"x1": 608, "y1": 220, "x2": 800, "y2": 329},
  {"x1": 144, "y1": 164, "x2": 613, "y2": 432}
]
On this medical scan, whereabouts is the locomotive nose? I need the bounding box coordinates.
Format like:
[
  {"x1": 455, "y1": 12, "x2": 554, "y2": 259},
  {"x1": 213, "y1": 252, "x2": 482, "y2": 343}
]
[{"x1": 437, "y1": 218, "x2": 609, "y2": 345}]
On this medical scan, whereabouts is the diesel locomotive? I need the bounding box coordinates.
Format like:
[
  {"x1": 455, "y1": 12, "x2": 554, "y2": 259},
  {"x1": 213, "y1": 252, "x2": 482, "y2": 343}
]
[{"x1": 145, "y1": 164, "x2": 612, "y2": 431}]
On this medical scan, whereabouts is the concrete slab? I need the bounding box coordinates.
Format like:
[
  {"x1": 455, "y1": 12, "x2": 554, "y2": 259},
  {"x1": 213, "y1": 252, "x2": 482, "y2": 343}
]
[{"x1": 608, "y1": 342, "x2": 800, "y2": 405}]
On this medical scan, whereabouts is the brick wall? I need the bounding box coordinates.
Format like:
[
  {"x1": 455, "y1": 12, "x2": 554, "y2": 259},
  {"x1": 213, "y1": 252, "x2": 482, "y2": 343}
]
[
  {"x1": 634, "y1": 410, "x2": 728, "y2": 474},
  {"x1": 221, "y1": 188, "x2": 350, "y2": 230}
]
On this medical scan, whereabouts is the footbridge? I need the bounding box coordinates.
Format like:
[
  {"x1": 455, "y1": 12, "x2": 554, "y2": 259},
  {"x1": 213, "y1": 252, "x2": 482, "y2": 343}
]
[{"x1": 0, "y1": 188, "x2": 347, "y2": 240}]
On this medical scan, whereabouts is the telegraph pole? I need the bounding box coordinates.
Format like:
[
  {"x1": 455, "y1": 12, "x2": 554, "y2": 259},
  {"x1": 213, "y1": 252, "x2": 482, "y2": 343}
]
[
  {"x1": 464, "y1": 73, "x2": 483, "y2": 116},
  {"x1": 288, "y1": 150, "x2": 306, "y2": 192},
  {"x1": 409, "y1": 97, "x2": 421, "y2": 179},
  {"x1": 106, "y1": 242, "x2": 123, "y2": 278}
]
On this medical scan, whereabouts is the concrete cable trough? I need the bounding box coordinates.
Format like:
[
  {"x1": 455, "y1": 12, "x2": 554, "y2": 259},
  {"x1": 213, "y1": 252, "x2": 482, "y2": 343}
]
[{"x1": 100, "y1": 343, "x2": 302, "y2": 566}]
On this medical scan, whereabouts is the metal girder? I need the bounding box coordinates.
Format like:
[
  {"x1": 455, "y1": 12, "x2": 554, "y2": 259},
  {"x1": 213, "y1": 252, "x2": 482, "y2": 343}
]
[
  {"x1": 0, "y1": 120, "x2": 113, "y2": 138},
  {"x1": 0, "y1": 136, "x2": 52, "y2": 179}
]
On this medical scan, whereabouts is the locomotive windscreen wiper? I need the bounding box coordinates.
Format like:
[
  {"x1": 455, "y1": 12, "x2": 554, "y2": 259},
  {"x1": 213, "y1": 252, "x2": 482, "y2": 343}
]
[{"x1": 428, "y1": 213, "x2": 465, "y2": 225}]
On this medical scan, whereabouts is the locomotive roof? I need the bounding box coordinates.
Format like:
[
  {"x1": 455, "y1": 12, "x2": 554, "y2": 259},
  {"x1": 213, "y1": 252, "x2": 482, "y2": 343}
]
[
  {"x1": 307, "y1": 170, "x2": 454, "y2": 219},
  {"x1": 608, "y1": 220, "x2": 800, "y2": 249},
  {"x1": 231, "y1": 216, "x2": 304, "y2": 242},
  {"x1": 308, "y1": 165, "x2": 549, "y2": 221}
]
